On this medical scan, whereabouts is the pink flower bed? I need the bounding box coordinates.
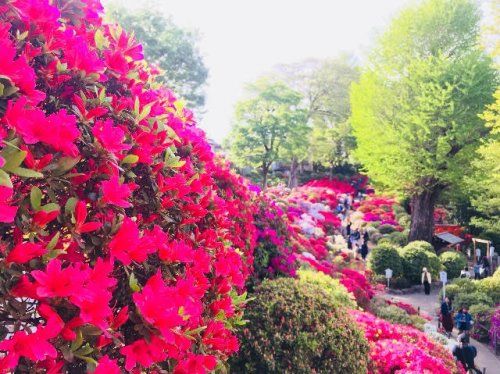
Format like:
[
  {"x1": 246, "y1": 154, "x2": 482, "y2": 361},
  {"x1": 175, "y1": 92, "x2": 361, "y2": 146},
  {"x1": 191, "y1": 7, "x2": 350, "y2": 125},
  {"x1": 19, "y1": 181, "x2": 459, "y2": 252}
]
[{"x1": 351, "y1": 310, "x2": 464, "y2": 374}]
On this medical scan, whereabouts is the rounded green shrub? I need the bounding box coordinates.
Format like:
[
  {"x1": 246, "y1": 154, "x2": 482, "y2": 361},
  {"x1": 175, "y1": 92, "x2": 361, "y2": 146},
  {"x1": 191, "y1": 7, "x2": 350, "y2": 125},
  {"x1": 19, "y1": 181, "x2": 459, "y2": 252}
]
[
  {"x1": 454, "y1": 292, "x2": 493, "y2": 309},
  {"x1": 378, "y1": 224, "x2": 397, "y2": 234},
  {"x1": 368, "y1": 243, "x2": 404, "y2": 277},
  {"x1": 440, "y1": 283, "x2": 461, "y2": 301},
  {"x1": 452, "y1": 278, "x2": 478, "y2": 293},
  {"x1": 404, "y1": 240, "x2": 435, "y2": 253},
  {"x1": 476, "y1": 276, "x2": 500, "y2": 304},
  {"x1": 400, "y1": 241, "x2": 440, "y2": 284},
  {"x1": 231, "y1": 278, "x2": 369, "y2": 374},
  {"x1": 297, "y1": 269, "x2": 356, "y2": 308},
  {"x1": 387, "y1": 231, "x2": 408, "y2": 246},
  {"x1": 439, "y1": 251, "x2": 467, "y2": 279}
]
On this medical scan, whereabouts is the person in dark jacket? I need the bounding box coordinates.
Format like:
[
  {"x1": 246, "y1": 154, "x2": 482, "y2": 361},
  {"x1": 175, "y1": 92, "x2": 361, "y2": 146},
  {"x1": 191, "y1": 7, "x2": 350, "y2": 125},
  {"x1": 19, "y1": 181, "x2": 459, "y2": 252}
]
[
  {"x1": 360, "y1": 242, "x2": 369, "y2": 261},
  {"x1": 452, "y1": 333, "x2": 481, "y2": 374},
  {"x1": 363, "y1": 230, "x2": 369, "y2": 243},
  {"x1": 440, "y1": 297, "x2": 453, "y2": 338},
  {"x1": 455, "y1": 307, "x2": 473, "y2": 334}
]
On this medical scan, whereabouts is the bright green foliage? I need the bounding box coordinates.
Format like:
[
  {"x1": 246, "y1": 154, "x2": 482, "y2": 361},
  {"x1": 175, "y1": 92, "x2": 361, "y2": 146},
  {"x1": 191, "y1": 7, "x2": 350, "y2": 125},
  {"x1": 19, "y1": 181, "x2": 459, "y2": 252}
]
[
  {"x1": 404, "y1": 241, "x2": 435, "y2": 253},
  {"x1": 454, "y1": 292, "x2": 494, "y2": 309},
  {"x1": 400, "y1": 241, "x2": 441, "y2": 284},
  {"x1": 226, "y1": 79, "x2": 308, "y2": 187},
  {"x1": 107, "y1": 3, "x2": 208, "y2": 109},
  {"x1": 231, "y1": 278, "x2": 369, "y2": 374},
  {"x1": 368, "y1": 244, "x2": 403, "y2": 277},
  {"x1": 439, "y1": 251, "x2": 467, "y2": 279},
  {"x1": 350, "y1": 0, "x2": 497, "y2": 241},
  {"x1": 476, "y1": 276, "x2": 500, "y2": 304},
  {"x1": 467, "y1": 89, "x2": 500, "y2": 239},
  {"x1": 297, "y1": 269, "x2": 356, "y2": 308}
]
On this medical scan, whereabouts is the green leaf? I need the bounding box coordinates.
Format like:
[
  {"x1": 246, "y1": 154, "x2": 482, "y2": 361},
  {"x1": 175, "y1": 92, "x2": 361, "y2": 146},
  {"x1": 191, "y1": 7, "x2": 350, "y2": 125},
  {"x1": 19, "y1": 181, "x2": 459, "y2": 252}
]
[
  {"x1": 65, "y1": 197, "x2": 78, "y2": 215},
  {"x1": 129, "y1": 273, "x2": 140, "y2": 292},
  {"x1": 74, "y1": 344, "x2": 93, "y2": 356},
  {"x1": 136, "y1": 103, "x2": 152, "y2": 122},
  {"x1": 30, "y1": 186, "x2": 42, "y2": 211},
  {"x1": 2, "y1": 150, "x2": 27, "y2": 172},
  {"x1": 122, "y1": 154, "x2": 139, "y2": 164},
  {"x1": 94, "y1": 29, "x2": 108, "y2": 50},
  {"x1": 47, "y1": 232, "x2": 60, "y2": 251},
  {"x1": 40, "y1": 203, "x2": 60, "y2": 212},
  {"x1": 10, "y1": 167, "x2": 43, "y2": 178},
  {"x1": 0, "y1": 170, "x2": 12, "y2": 188},
  {"x1": 52, "y1": 157, "x2": 81, "y2": 176},
  {"x1": 70, "y1": 330, "x2": 83, "y2": 352}
]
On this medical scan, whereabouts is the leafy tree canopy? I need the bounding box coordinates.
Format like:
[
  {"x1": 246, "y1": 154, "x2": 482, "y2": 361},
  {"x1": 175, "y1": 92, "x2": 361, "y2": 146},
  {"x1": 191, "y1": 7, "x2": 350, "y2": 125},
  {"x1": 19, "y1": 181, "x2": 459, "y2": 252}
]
[
  {"x1": 226, "y1": 79, "x2": 308, "y2": 187},
  {"x1": 107, "y1": 2, "x2": 208, "y2": 110},
  {"x1": 276, "y1": 56, "x2": 359, "y2": 168},
  {"x1": 350, "y1": 0, "x2": 497, "y2": 241}
]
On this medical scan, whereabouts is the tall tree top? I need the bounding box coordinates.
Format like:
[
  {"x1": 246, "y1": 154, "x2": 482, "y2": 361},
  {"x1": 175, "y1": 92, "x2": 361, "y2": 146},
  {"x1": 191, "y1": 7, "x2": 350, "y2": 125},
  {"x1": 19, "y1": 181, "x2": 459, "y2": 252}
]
[
  {"x1": 107, "y1": 3, "x2": 208, "y2": 111},
  {"x1": 375, "y1": 0, "x2": 481, "y2": 70}
]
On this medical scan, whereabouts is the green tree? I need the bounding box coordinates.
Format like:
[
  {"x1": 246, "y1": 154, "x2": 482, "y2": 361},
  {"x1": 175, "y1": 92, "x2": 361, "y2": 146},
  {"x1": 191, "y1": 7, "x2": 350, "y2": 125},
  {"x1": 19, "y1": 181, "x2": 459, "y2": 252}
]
[
  {"x1": 277, "y1": 56, "x2": 359, "y2": 173},
  {"x1": 350, "y1": 0, "x2": 497, "y2": 242},
  {"x1": 226, "y1": 79, "x2": 308, "y2": 188},
  {"x1": 107, "y1": 2, "x2": 208, "y2": 110},
  {"x1": 467, "y1": 89, "x2": 500, "y2": 239}
]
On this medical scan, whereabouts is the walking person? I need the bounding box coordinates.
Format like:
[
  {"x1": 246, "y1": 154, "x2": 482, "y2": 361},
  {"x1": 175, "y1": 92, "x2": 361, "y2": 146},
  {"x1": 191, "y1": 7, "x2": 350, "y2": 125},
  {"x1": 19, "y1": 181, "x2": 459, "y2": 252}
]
[
  {"x1": 363, "y1": 230, "x2": 369, "y2": 244},
  {"x1": 452, "y1": 333, "x2": 481, "y2": 374},
  {"x1": 455, "y1": 307, "x2": 473, "y2": 334},
  {"x1": 346, "y1": 221, "x2": 352, "y2": 238},
  {"x1": 350, "y1": 229, "x2": 361, "y2": 252},
  {"x1": 360, "y1": 241, "x2": 368, "y2": 261},
  {"x1": 441, "y1": 297, "x2": 454, "y2": 338},
  {"x1": 473, "y1": 263, "x2": 480, "y2": 280},
  {"x1": 421, "y1": 267, "x2": 431, "y2": 295},
  {"x1": 482, "y1": 256, "x2": 490, "y2": 277}
]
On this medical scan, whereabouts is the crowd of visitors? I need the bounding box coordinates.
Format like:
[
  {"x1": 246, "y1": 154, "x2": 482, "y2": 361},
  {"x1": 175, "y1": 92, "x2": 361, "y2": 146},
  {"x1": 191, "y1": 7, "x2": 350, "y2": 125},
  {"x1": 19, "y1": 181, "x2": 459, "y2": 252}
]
[{"x1": 338, "y1": 193, "x2": 370, "y2": 261}]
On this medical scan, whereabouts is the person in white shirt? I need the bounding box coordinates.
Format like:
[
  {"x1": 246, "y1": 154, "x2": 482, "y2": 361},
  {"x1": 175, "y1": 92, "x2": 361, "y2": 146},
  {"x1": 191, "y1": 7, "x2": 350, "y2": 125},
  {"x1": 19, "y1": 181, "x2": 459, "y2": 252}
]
[{"x1": 475, "y1": 247, "x2": 481, "y2": 263}]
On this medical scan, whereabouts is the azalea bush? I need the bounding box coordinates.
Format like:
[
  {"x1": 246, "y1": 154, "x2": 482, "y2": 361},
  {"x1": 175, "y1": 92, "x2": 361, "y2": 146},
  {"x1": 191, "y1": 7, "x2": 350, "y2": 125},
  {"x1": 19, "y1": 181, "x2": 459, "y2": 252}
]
[
  {"x1": 231, "y1": 278, "x2": 369, "y2": 373},
  {"x1": 0, "y1": 1, "x2": 256, "y2": 372},
  {"x1": 351, "y1": 310, "x2": 464, "y2": 374}
]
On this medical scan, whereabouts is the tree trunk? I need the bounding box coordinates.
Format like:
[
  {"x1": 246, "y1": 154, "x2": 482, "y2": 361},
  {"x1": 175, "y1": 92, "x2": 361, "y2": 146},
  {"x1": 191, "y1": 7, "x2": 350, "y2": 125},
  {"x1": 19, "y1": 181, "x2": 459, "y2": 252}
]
[
  {"x1": 408, "y1": 187, "x2": 442, "y2": 243},
  {"x1": 288, "y1": 158, "x2": 298, "y2": 188},
  {"x1": 261, "y1": 164, "x2": 269, "y2": 189}
]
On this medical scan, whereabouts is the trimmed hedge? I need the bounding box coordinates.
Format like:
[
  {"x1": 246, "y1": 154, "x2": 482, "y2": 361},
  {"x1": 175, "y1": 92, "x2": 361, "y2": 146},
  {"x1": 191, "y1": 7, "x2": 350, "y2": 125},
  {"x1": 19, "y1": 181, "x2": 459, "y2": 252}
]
[
  {"x1": 367, "y1": 244, "x2": 403, "y2": 277},
  {"x1": 231, "y1": 278, "x2": 369, "y2": 373},
  {"x1": 400, "y1": 241, "x2": 440, "y2": 284},
  {"x1": 439, "y1": 251, "x2": 467, "y2": 279}
]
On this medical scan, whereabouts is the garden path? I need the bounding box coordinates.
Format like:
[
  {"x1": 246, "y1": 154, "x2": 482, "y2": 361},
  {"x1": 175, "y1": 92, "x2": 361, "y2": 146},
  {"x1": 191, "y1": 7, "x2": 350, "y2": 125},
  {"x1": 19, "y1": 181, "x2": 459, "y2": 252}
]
[{"x1": 382, "y1": 288, "x2": 500, "y2": 373}]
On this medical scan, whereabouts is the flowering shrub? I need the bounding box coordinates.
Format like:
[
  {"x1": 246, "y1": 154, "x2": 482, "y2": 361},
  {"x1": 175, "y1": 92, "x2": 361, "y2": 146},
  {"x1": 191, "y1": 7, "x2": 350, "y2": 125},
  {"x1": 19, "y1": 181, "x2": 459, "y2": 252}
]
[
  {"x1": 340, "y1": 268, "x2": 375, "y2": 309},
  {"x1": 232, "y1": 278, "x2": 369, "y2": 373},
  {"x1": 351, "y1": 310, "x2": 464, "y2": 374},
  {"x1": 0, "y1": 1, "x2": 256, "y2": 372}
]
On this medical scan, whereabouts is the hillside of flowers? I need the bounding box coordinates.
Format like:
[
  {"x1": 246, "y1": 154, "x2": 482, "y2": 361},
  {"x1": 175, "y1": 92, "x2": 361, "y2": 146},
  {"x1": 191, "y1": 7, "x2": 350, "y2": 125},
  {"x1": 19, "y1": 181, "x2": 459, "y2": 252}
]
[
  {"x1": 0, "y1": 0, "x2": 257, "y2": 372},
  {"x1": 0, "y1": 0, "x2": 469, "y2": 373},
  {"x1": 247, "y1": 178, "x2": 464, "y2": 373}
]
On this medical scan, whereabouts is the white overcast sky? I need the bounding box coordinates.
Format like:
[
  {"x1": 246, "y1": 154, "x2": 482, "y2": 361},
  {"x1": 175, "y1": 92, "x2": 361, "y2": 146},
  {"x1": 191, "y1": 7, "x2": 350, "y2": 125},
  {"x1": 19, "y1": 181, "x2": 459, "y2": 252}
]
[{"x1": 105, "y1": 0, "x2": 491, "y2": 142}]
